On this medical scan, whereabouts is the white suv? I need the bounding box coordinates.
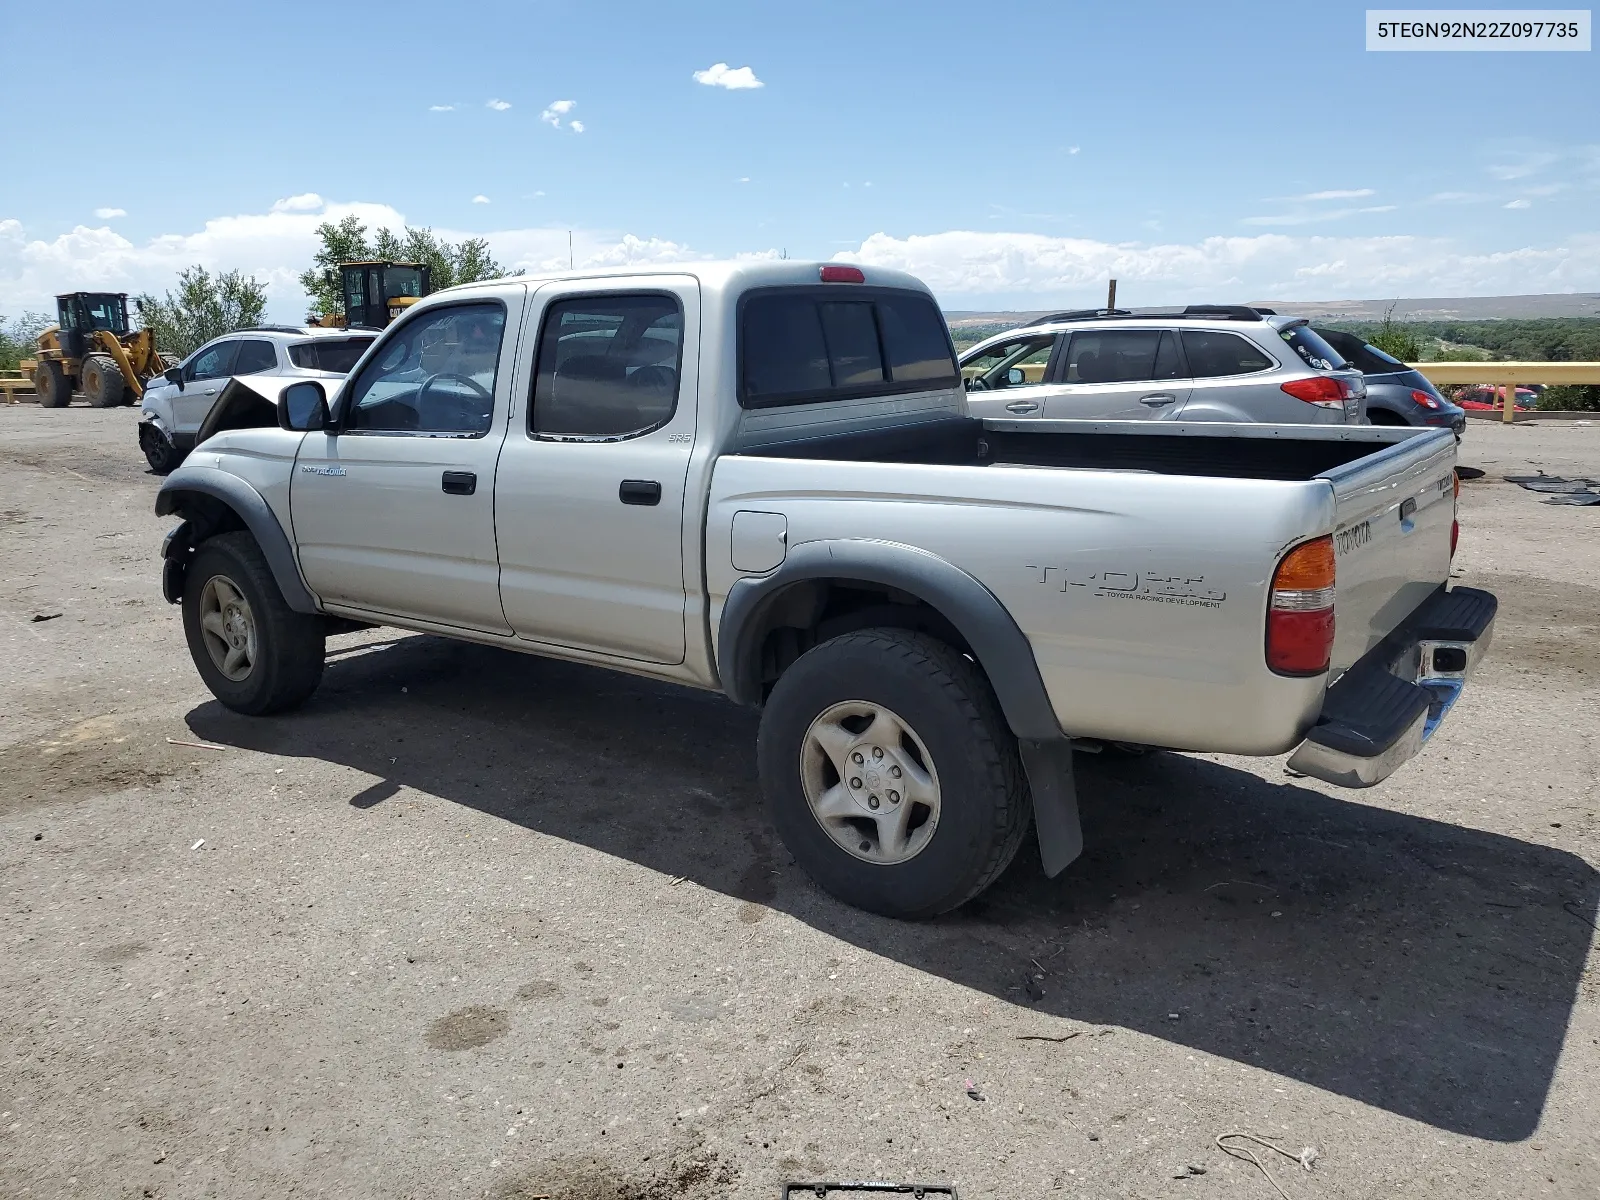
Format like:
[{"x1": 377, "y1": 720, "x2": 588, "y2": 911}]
[
  {"x1": 960, "y1": 306, "x2": 1366, "y2": 425},
  {"x1": 138, "y1": 327, "x2": 375, "y2": 473}
]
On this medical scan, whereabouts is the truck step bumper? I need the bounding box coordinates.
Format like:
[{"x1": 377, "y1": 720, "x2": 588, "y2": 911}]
[{"x1": 1287, "y1": 586, "x2": 1496, "y2": 788}]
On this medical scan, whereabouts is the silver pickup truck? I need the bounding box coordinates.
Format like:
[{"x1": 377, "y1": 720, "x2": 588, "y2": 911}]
[{"x1": 154, "y1": 261, "x2": 1496, "y2": 918}]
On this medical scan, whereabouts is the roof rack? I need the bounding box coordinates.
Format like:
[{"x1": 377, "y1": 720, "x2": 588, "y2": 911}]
[
  {"x1": 240, "y1": 324, "x2": 317, "y2": 335},
  {"x1": 1176, "y1": 305, "x2": 1269, "y2": 321},
  {"x1": 1021, "y1": 308, "x2": 1133, "y2": 327}
]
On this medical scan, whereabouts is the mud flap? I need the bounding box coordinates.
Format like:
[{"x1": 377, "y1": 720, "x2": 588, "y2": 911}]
[{"x1": 1019, "y1": 738, "x2": 1082, "y2": 877}]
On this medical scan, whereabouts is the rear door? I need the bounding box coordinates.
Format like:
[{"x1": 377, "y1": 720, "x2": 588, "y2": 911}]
[
  {"x1": 1042, "y1": 328, "x2": 1190, "y2": 419},
  {"x1": 494, "y1": 277, "x2": 700, "y2": 664},
  {"x1": 291, "y1": 293, "x2": 523, "y2": 633}
]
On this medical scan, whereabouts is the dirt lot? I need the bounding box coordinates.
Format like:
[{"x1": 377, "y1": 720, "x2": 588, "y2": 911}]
[{"x1": 3, "y1": 406, "x2": 1598, "y2": 1199}]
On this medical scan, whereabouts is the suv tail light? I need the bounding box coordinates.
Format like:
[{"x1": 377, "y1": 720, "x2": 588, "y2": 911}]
[
  {"x1": 1267, "y1": 536, "x2": 1335, "y2": 676},
  {"x1": 1280, "y1": 377, "x2": 1344, "y2": 408},
  {"x1": 819, "y1": 265, "x2": 865, "y2": 283},
  {"x1": 1411, "y1": 388, "x2": 1441, "y2": 410}
]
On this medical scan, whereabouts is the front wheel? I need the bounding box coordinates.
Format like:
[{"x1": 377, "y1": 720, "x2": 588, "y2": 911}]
[
  {"x1": 139, "y1": 423, "x2": 184, "y2": 474},
  {"x1": 757, "y1": 627, "x2": 1029, "y2": 919},
  {"x1": 182, "y1": 532, "x2": 325, "y2": 715},
  {"x1": 81, "y1": 354, "x2": 125, "y2": 408}
]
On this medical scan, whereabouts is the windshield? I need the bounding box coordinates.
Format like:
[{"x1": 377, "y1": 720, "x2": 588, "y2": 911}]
[
  {"x1": 1280, "y1": 323, "x2": 1348, "y2": 371},
  {"x1": 288, "y1": 337, "x2": 376, "y2": 373},
  {"x1": 383, "y1": 267, "x2": 426, "y2": 298}
]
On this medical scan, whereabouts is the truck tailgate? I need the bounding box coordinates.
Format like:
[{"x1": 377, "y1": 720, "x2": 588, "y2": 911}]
[{"x1": 1320, "y1": 428, "x2": 1457, "y2": 673}]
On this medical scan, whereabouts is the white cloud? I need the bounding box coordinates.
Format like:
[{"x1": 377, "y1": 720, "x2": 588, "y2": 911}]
[
  {"x1": 569, "y1": 120, "x2": 585, "y2": 134},
  {"x1": 1430, "y1": 191, "x2": 1487, "y2": 202},
  {"x1": 540, "y1": 99, "x2": 578, "y2": 130},
  {"x1": 1241, "y1": 205, "x2": 1396, "y2": 227},
  {"x1": 527, "y1": 190, "x2": 546, "y2": 198},
  {"x1": 93, "y1": 207, "x2": 126, "y2": 220},
  {"x1": 472, "y1": 195, "x2": 491, "y2": 205},
  {"x1": 693, "y1": 62, "x2": 764, "y2": 90},
  {"x1": 736, "y1": 177, "x2": 750, "y2": 183},
  {"x1": 486, "y1": 98, "x2": 512, "y2": 111},
  {"x1": 837, "y1": 227, "x2": 1600, "y2": 305},
  {"x1": 1489, "y1": 151, "x2": 1558, "y2": 180},
  {"x1": 271, "y1": 193, "x2": 324, "y2": 213},
  {"x1": 1067, "y1": 145, "x2": 1081, "y2": 155},
  {"x1": 1291, "y1": 188, "x2": 1377, "y2": 201},
  {"x1": 1504, "y1": 199, "x2": 1532, "y2": 209},
  {"x1": 429, "y1": 104, "x2": 455, "y2": 112}
]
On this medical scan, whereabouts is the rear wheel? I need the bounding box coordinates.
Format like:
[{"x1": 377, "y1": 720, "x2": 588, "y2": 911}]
[
  {"x1": 33, "y1": 360, "x2": 71, "y2": 408},
  {"x1": 757, "y1": 627, "x2": 1029, "y2": 919},
  {"x1": 81, "y1": 354, "x2": 125, "y2": 408},
  {"x1": 182, "y1": 532, "x2": 325, "y2": 715}
]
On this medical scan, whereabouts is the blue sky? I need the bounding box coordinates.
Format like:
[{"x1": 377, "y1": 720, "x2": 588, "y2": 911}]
[{"x1": 2, "y1": 0, "x2": 1596, "y2": 319}]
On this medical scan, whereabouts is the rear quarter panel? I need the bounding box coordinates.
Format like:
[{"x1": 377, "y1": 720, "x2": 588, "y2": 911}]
[{"x1": 708, "y1": 456, "x2": 1334, "y2": 754}]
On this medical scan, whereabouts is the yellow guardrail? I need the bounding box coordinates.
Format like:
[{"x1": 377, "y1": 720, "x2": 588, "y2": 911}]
[{"x1": 1415, "y1": 361, "x2": 1600, "y2": 422}]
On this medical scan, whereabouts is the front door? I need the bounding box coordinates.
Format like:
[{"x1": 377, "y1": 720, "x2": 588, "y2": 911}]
[
  {"x1": 961, "y1": 332, "x2": 1062, "y2": 418},
  {"x1": 1042, "y1": 329, "x2": 1191, "y2": 419},
  {"x1": 290, "y1": 293, "x2": 523, "y2": 633},
  {"x1": 495, "y1": 277, "x2": 699, "y2": 664},
  {"x1": 173, "y1": 339, "x2": 239, "y2": 434}
]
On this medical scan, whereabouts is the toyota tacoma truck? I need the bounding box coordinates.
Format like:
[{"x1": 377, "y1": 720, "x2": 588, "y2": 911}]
[{"x1": 154, "y1": 261, "x2": 1495, "y2": 919}]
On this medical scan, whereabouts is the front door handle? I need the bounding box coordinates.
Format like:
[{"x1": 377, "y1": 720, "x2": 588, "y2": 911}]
[
  {"x1": 1005, "y1": 400, "x2": 1040, "y2": 415},
  {"x1": 619, "y1": 479, "x2": 662, "y2": 506},
  {"x1": 1140, "y1": 393, "x2": 1177, "y2": 406},
  {"x1": 441, "y1": 470, "x2": 477, "y2": 495}
]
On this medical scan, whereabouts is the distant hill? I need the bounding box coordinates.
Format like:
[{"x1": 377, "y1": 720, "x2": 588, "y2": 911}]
[{"x1": 945, "y1": 292, "x2": 1600, "y2": 327}]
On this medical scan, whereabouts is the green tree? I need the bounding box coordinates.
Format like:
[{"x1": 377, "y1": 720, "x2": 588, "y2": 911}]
[
  {"x1": 1367, "y1": 302, "x2": 1422, "y2": 363},
  {"x1": 301, "y1": 219, "x2": 516, "y2": 322},
  {"x1": 0, "y1": 311, "x2": 51, "y2": 371},
  {"x1": 1537, "y1": 384, "x2": 1600, "y2": 413},
  {"x1": 133, "y1": 267, "x2": 269, "y2": 358}
]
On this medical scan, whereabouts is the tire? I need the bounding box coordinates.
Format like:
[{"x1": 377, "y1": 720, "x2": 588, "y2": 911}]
[
  {"x1": 757, "y1": 627, "x2": 1029, "y2": 919},
  {"x1": 33, "y1": 360, "x2": 71, "y2": 408},
  {"x1": 138, "y1": 423, "x2": 184, "y2": 475},
  {"x1": 81, "y1": 354, "x2": 125, "y2": 408},
  {"x1": 181, "y1": 531, "x2": 325, "y2": 715}
]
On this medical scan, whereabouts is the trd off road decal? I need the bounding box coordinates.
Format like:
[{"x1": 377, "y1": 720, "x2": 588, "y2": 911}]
[{"x1": 1026, "y1": 564, "x2": 1226, "y2": 609}]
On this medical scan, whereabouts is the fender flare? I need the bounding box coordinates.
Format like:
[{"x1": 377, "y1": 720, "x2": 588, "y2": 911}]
[
  {"x1": 154, "y1": 465, "x2": 320, "y2": 614},
  {"x1": 718, "y1": 539, "x2": 1082, "y2": 875}
]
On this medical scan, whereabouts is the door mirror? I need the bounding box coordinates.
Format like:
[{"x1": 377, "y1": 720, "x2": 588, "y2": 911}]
[
  {"x1": 164, "y1": 366, "x2": 184, "y2": 388},
  {"x1": 279, "y1": 380, "x2": 330, "y2": 432},
  {"x1": 1007, "y1": 366, "x2": 1027, "y2": 386}
]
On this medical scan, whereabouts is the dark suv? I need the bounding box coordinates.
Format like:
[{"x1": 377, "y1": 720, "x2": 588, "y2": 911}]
[{"x1": 1314, "y1": 328, "x2": 1465, "y2": 437}]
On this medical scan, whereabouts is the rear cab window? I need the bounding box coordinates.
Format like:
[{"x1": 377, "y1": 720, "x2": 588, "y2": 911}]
[
  {"x1": 1181, "y1": 330, "x2": 1275, "y2": 378},
  {"x1": 289, "y1": 337, "x2": 376, "y2": 373},
  {"x1": 1279, "y1": 323, "x2": 1347, "y2": 372},
  {"x1": 740, "y1": 288, "x2": 958, "y2": 408}
]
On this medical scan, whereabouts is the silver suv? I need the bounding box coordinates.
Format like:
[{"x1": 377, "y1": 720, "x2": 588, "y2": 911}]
[
  {"x1": 138, "y1": 326, "x2": 376, "y2": 473},
  {"x1": 960, "y1": 305, "x2": 1366, "y2": 425}
]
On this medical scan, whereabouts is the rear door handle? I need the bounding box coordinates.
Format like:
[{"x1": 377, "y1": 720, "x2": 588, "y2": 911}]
[
  {"x1": 1004, "y1": 400, "x2": 1040, "y2": 415},
  {"x1": 1140, "y1": 393, "x2": 1177, "y2": 406},
  {"x1": 441, "y1": 470, "x2": 477, "y2": 495},
  {"x1": 619, "y1": 479, "x2": 662, "y2": 506}
]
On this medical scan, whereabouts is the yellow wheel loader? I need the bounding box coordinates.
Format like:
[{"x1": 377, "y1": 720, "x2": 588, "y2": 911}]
[
  {"x1": 309, "y1": 261, "x2": 431, "y2": 330},
  {"x1": 32, "y1": 292, "x2": 172, "y2": 408}
]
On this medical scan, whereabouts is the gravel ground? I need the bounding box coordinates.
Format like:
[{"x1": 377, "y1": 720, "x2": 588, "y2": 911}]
[{"x1": 2, "y1": 406, "x2": 1598, "y2": 1199}]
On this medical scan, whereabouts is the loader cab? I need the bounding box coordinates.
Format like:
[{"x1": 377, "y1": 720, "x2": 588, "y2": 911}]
[
  {"x1": 55, "y1": 292, "x2": 129, "y2": 358},
  {"x1": 339, "y1": 261, "x2": 431, "y2": 330}
]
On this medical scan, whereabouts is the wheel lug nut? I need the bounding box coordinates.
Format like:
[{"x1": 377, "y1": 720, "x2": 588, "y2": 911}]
[
  {"x1": 852, "y1": 752, "x2": 864, "y2": 764},
  {"x1": 888, "y1": 790, "x2": 899, "y2": 803},
  {"x1": 859, "y1": 840, "x2": 871, "y2": 852},
  {"x1": 850, "y1": 777, "x2": 862, "y2": 789},
  {"x1": 890, "y1": 766, "x2": 902, "y2": 778},
  {"x1": 868, "y1": 796, "x2": 880, "y2": 809},
  {"x1": 872, "y1": 747, "x2": 884, "y2": 759}
]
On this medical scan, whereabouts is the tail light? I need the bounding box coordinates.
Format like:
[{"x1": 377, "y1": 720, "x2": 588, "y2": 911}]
[
  {"x1": 819, "y1": 265, "x2": 865, "y2": 283},
  {"x1": 1411, "y1": 388, "x2": 1441, "y2": 410},
  {"x1": 1280, "y1": 377, "x2": 1345, "y2": 408},
  {"x1": 1267, "y1": 536, "x2": 1335, "y2": 676}
]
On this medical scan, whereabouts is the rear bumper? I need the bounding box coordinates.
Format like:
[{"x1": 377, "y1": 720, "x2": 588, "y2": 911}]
[{"x1": 1287, "y1": 585, "x2": 1496, "y2": 787}]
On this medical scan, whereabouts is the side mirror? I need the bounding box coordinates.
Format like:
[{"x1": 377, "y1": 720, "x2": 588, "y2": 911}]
[
  {"x1": 279, "y1": 380, "x2": 330, "y2": 432},
  {"x1": 164, "y1": 366, "x2": 184, "y2": 388},
  {"x1": 1007, "y1": 366, "x2": 1027, "y2": 386}
]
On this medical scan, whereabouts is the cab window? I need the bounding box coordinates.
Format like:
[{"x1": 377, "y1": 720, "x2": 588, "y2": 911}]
[
  {"x1": 185, "y1": 341, "x2": 239, "y2": 382},
  {"x1": 531, "y1": 294, "x2": 683, "y2": 439},
  {"x1": 342, "y1": 303, "x2": 505, "y2": 435}
]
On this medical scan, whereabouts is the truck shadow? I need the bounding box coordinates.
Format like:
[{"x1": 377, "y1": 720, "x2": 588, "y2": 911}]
[{"x1": 187, "y1": 633, "x2": 1597, "y2": 1143}]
